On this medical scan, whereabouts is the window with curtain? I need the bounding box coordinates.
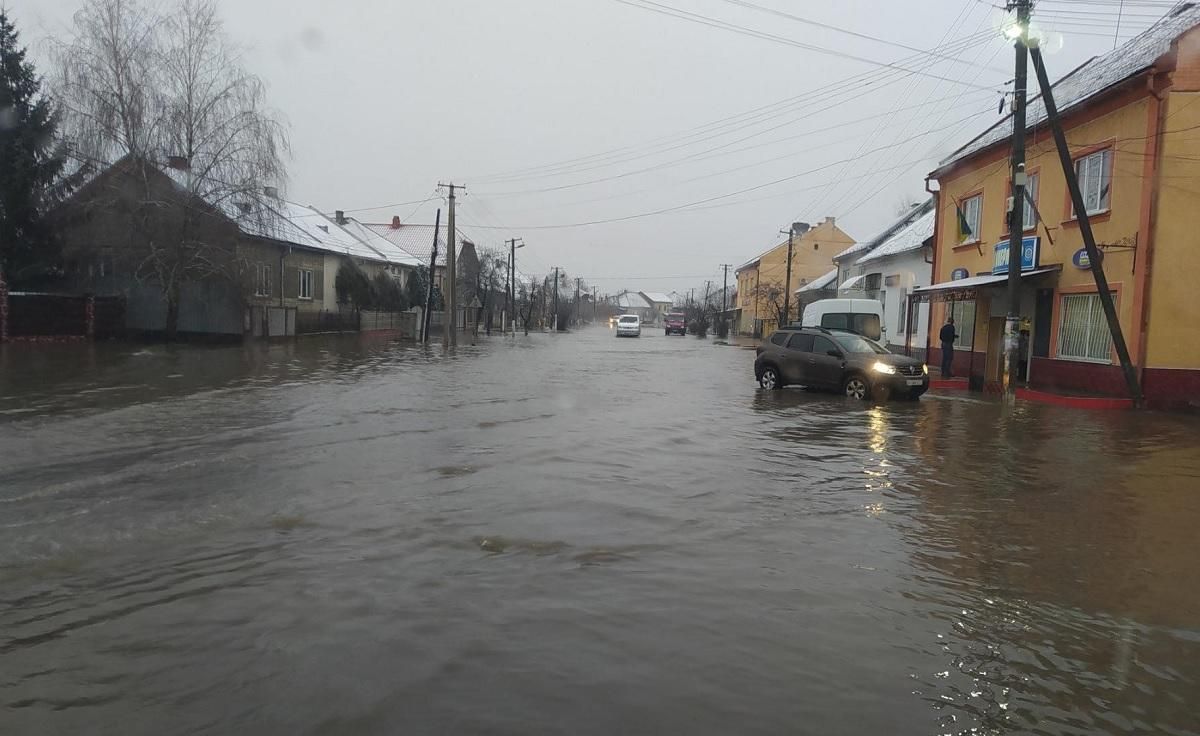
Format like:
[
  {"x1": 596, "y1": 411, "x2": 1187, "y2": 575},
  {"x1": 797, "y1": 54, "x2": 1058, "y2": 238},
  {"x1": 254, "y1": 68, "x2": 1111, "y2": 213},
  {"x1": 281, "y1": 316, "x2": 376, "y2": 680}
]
[
  {"x1": 1057, "y1": 293, "x2": 1114, "y2": 362},
  {"x1": 960, "y1": 194, "x2": 982, "y2": 243}
]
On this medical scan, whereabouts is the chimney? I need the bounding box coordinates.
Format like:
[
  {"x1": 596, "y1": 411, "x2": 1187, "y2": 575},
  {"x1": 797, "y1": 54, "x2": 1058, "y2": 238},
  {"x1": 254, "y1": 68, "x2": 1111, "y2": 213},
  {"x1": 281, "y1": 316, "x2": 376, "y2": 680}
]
[
  {"x1": 167, "y1": 155, "x2": 190, "y2": 171},
  {"x1": 391, "y1": 215, "x2": 401, "y2": 229},
  {"x1": 263, "y1": 186, "x2": 279, "y2": 199},
  {"x1": 335, "y1": 210, "x2": 346, "y2": 225}
]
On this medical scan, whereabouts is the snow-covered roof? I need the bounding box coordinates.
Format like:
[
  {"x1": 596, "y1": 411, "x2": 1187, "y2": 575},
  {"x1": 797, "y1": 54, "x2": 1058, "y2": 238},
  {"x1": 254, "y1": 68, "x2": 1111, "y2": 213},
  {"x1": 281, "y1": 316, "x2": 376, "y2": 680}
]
[
  {"x1": 365, "y1": 222, "x2": 469, "y2": 268},
  {"x1": 640, "y1": 291, "x2": 673, "y2": 305},
  {"x1": 797, "y1": 268, "x2": 838, "y2": 293},
  {"x1": 616, "y1": 291, "x2": 652, "y2": 309},
  {"x1": 340, "y1": 217, "x2": 422, "y2": 267},
  {"x1": 942, "y1": 3, "x2": 1200, "y2": 169},
  {"x1": 835, "y1": 198, "x2": 934, "y2": 262},
  {"x1": 855, "y1": 207, "x2": 936, "y2": 265},
  {"x1": 280, "y1": 203, "x2": 385, "y2": 261}
]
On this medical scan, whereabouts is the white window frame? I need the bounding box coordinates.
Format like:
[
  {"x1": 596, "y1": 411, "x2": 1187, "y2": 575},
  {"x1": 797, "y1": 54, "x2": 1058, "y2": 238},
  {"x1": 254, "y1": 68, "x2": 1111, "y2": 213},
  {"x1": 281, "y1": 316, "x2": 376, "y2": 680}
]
[
  {"x1": 960, "y1": 194, "x2": 982, "y2": 244},
  {"x1": 298, "y1": 268, "x2": 314, "y2": 300},
  {"x1": 1072, "y1": 149, "x2": 1112, "y2": 217},
  {"x1": 1057, "y1": 292, "x2": 1114, "y2": 363},
  {"x1": 255, "y1": 263, "x2": 271, "y2": 297}
]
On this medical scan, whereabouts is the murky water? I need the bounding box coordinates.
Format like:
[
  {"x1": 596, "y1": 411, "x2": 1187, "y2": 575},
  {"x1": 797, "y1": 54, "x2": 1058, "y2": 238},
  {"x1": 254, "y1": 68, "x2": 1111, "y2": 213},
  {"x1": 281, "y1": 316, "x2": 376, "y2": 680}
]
[{"x1": 2, "y1": 329, "x2": 1199, "y2": 735}]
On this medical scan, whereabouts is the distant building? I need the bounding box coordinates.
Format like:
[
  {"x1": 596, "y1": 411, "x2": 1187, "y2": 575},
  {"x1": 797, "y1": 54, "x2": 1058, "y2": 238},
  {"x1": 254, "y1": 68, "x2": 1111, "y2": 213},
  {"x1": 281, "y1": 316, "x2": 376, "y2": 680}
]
[
  {"x1": 615, "y1": 291, "x2": 654, "y2": 322},
  {"x1": 639, "y1": 292, "x2": 674, "y2": 326},
  {"x1": 735, "y1": 216, "x2": 855, "y2": 336}
]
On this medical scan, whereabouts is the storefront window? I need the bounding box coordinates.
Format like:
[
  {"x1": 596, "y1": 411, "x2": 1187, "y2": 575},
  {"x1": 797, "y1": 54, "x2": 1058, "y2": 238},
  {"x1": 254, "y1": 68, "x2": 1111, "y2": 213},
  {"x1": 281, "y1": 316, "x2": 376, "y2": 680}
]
[{"x1": 1057, "y1": 293, "x2": 1113, "y2": 362}]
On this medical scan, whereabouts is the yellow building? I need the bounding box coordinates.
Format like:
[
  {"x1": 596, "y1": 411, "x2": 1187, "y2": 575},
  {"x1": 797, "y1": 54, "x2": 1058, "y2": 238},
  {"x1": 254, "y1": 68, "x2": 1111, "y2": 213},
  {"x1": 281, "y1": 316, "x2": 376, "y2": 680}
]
[
  {"x1": 734, "y1": 216, "x2": 854, "y2": 336},
  {"x1": 921, "y1": 7, "x2": 1200, "y2": 407}
]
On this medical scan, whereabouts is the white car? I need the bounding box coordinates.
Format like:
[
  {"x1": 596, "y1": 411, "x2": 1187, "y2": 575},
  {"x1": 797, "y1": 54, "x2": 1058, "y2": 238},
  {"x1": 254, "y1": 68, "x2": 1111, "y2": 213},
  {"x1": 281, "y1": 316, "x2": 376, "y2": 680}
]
[{"x1": 615, "y1": 314, "x2": 641, "y2": 337}]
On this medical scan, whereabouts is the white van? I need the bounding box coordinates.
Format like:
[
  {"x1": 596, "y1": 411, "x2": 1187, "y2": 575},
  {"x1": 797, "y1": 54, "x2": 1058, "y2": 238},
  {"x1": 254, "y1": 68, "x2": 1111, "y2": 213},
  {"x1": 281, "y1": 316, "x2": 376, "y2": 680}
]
[{"x1": 800, "y1": 299, "x2": 885, "y2": 341}]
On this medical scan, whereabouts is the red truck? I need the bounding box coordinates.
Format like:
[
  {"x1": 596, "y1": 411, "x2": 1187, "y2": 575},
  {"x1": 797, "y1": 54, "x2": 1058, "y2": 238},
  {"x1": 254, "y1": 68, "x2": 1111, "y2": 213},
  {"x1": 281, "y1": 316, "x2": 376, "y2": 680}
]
[{"x1": 664, "y1": 312, "x2": 686, "y2": 336}]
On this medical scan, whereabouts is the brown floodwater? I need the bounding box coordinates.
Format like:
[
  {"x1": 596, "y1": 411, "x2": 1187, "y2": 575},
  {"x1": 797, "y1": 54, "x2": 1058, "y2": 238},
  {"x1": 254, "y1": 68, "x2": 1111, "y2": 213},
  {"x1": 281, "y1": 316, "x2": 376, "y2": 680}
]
[{"x1": 2, "y1": 328, "x2": 1199, "y2": 735}]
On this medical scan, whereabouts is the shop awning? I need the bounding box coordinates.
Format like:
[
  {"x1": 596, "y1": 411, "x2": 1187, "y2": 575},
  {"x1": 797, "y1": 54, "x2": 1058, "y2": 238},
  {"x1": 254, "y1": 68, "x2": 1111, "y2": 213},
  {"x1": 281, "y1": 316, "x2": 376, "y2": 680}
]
[
  {"x1": 911, "y1": 266, "x2": 1060, "y2": 302},
  {"x1": 839, "y1": 274, "x2": 867, "y2": 290}
]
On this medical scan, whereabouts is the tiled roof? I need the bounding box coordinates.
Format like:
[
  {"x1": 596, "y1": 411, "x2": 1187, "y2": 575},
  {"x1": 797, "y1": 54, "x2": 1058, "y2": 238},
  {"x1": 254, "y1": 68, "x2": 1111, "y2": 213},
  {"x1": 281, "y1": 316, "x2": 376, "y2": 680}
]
[
  {"x1": 835, "y1": 198, "x2": 935, "y2": 261},
  {"x1": 364, "y1": 222, "x2": 471, "y2": 268},
  {"x1": 942, "y1": 4, "x2": 1200, "y2": 168},
  {"x1": 341, "y1": 217, "x2": 422, "y2": 267},
  {"x1": 855, "y1": 206, "x2": 936, "y2": 265}
]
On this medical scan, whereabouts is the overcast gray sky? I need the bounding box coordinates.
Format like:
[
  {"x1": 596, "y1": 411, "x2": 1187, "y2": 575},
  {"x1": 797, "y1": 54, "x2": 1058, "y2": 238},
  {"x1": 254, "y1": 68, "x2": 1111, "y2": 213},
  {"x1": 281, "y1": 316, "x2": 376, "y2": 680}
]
[{"x1": 11, "y1": 0, "x2": 1153, "y2": 294}]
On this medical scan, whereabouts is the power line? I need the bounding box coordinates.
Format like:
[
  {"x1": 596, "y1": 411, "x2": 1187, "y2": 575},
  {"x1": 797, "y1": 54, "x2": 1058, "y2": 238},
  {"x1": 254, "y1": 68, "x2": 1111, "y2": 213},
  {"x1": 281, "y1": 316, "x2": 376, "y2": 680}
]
[{"x1": 608, "y1": 0, "x2": 1005, "y2": 90}]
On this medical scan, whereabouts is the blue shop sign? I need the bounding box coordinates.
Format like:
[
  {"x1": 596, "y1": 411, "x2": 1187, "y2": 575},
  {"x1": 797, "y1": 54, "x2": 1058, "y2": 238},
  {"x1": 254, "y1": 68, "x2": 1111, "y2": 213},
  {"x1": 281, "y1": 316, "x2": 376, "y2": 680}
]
[
  {"x1": 992, "y1": 236, "x2": 1040, "y2": 275},
  {"x1": 1072, "y1": 247, "x2": 1102, "y2": 269}
]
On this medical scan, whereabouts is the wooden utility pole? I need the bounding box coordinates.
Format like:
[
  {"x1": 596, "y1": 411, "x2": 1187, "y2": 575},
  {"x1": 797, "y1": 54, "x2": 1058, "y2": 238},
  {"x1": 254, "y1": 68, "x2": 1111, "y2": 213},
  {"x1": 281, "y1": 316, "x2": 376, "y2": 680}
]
[
  {"x1": 438, "y1": 183, "x2": 463, "y2": 347},
  {"x1": 422, "y1": 208, "x2": 441, "y2": 343},
  {"x1": 1003, "y1": 0, "x2": 1032, "y2": 397},
  {"x1": 1030, "y1": 46, "x2": 1142, "y2": 405},
  {"x1": 780, "y1": 226, "x2": 795, "y2": 326},
  {"x1": 507, "y1": 237, "x2": 524, "y2": 335},
  {"x1": 553, "y1": 267, "x2": 559, "y2": 332},
  {"x1": 592, "y1": 286, "x2": 597, "y2": 322}
]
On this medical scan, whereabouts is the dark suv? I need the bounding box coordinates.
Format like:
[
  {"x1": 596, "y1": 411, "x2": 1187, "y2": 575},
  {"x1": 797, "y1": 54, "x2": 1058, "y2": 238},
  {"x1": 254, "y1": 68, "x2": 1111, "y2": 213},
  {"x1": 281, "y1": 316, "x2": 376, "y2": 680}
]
[{"x1": 754, "y1": 327, "x2": 929, "y2": 400}]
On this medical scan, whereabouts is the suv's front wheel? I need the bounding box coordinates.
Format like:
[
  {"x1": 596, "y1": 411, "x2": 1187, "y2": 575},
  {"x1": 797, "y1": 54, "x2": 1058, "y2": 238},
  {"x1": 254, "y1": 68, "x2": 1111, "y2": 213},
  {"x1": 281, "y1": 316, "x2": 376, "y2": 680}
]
[{"x1": 842, "y1": 374, "x2": 871, "y2": 400}]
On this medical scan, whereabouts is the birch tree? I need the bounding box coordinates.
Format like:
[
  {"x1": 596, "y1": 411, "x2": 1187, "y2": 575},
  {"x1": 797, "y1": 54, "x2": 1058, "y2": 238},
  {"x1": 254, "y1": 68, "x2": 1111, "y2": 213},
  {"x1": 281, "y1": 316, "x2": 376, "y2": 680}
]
[{"x1": 51, "y1": 0, "x2": 288, "y2": 338}]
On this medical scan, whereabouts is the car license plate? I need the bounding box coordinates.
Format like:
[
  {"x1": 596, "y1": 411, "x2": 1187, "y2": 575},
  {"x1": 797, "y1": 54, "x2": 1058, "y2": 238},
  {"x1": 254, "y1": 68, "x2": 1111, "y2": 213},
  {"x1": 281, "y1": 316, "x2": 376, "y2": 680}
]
[{"x1": 906, "y1": 379, "x2": 923, "y2": 386}]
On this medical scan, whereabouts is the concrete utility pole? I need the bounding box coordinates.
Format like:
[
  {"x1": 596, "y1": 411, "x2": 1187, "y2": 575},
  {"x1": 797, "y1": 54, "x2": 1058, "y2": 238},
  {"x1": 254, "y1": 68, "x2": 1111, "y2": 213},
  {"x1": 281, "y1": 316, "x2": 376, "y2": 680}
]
[
  {"x1": 1003, "y1": 0, "x2": 1032, "y2": 397},
  {"x1": 553, "y1": 267, "x2": 559, "y2": 332},
  {"x1": 438, "y1": 183, "x2": 464, "y2": 347},
  {"x1": 1030, "y1": 46, "x2": 1142, "y2": 405},
  {"x1": 780, "y1": 226, "x2": 796, "y2": 326},
  {"x1": 720, "y1": 263, "x2": 732, "y2": 314},
  {"x1": 593, "y1": 286, "x2": 597, "y2": 322},
  {"x1": 507, "y1": 237, "x2": 524, "y2": 335}
]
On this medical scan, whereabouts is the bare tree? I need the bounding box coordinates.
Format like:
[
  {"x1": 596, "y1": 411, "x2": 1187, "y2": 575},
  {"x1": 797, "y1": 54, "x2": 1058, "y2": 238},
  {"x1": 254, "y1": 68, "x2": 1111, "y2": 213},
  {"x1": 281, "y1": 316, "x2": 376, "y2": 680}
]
[{"x1": 51, "y1": 0, "x2": 288, "y2": 339}]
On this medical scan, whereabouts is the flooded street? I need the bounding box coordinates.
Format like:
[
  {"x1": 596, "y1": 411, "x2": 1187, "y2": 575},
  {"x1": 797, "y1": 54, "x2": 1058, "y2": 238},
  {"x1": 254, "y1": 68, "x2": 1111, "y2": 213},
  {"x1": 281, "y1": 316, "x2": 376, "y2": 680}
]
[{"x1": 3, "y1": 328, "x2": 1200, "y2": 736}]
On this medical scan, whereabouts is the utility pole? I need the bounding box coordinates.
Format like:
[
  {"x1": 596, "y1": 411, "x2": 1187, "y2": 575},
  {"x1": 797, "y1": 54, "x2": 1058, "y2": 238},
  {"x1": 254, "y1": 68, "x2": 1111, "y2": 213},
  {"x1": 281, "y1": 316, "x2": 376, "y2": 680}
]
[
  {"x1": 438, "y1": 183, "x2": 464, "y2": 347},
  {"x1": 593, "y1": 286, "x2": 597, "y2": 322},
  {"x1": 1003, "y1": 0, "x2": 1032, "y2": 398},
  {"x1": 574, "y1": 278, "x2": 581, "y2": 327},
  {"x1": 1031, "y1": 45, "x2": 1142, "y2": 405},
  {"x1": 422, "y1": 208, "x2": 441, "y2": 343},
  {"x1": 507, "y1": 237, "x2": 524, "y2": 335},
  {"x1": 720, "y1": 264, "x2": 732, "y2": 314},
  {"x1": 553, "y1": 267, "x2": 559, "y2": 332},
  {"x1": 780, "y1": 226, "x2": 796, "y2": 326}
]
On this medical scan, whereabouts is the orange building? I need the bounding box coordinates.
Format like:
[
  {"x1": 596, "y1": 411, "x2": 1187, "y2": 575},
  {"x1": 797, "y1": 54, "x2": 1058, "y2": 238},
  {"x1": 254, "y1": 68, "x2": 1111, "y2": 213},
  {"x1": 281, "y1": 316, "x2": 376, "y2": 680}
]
[{"x1": 920, "y1": 7, "x2": 1200, "y2": 407}]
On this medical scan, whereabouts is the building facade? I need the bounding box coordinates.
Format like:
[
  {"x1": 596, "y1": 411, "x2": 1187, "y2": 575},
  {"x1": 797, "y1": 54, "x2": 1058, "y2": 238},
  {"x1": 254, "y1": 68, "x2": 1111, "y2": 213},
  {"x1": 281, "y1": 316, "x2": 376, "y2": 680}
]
[
  {"x1": 735, "y1": 216, "x2": 855, "y2": 336},
  {"x1": 922, "y1": 8, "x2": 1200, "y2": 406}
]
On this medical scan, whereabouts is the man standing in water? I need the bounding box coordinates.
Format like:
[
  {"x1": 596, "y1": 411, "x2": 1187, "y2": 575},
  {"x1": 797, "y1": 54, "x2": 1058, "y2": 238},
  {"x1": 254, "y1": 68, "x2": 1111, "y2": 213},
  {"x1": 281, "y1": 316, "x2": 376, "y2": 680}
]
[{"x1": 940, "y1": 317, "x2": 958, "y2": 377}]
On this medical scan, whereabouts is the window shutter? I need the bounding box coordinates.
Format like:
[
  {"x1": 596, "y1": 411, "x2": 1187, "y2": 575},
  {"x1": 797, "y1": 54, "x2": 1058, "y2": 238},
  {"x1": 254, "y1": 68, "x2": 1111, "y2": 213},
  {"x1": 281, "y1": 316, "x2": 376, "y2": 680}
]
[{"x1": 284, "y1": 267, "x2": 299, "y2": 299}]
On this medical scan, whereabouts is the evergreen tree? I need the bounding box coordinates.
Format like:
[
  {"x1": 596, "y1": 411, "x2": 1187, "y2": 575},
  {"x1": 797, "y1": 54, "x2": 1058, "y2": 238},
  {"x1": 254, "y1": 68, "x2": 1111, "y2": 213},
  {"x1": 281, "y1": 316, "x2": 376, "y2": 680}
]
[{"x1": 0, "y1": 11, "x2": 69, "y2": 283}]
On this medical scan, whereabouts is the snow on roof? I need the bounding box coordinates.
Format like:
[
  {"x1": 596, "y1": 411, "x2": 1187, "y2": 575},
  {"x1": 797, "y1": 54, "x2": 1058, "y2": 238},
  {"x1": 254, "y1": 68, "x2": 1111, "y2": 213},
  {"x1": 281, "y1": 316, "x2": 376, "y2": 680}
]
[
  {"x1": 942, "y1": 4, "x2": 1200, "y2": 168},
  {"x1": 835, "y1": 198, "x2": 935, "y2": 262},
  {"x1": 340, "y1": 217, "x2": 422, "y2": 267},
  {"x1": 280, "y1": 203, "x2": 386, "y2": 261},
  {"x1": 640, "y1": 291, "x2": 673, "y2": 304},
  {"x1": 855, "y1": 207, "x2": 936, "y2": 265},
  {"x1": 797, "y1": 268, "x2": 838, "y2": 293},
  {"x1": 364, "y1": 222, "x2": 469, "y2": 267},
  {"x1": 616, "y1": 291, "x2": 652, "y2": 309}
]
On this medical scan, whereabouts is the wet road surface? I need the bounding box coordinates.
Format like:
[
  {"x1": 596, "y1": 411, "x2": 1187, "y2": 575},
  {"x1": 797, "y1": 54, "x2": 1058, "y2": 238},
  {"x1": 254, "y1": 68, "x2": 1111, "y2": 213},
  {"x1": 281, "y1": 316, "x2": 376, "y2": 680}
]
[{"x1": 2, "y1": 328, "x2": 1200, "y2": 735}]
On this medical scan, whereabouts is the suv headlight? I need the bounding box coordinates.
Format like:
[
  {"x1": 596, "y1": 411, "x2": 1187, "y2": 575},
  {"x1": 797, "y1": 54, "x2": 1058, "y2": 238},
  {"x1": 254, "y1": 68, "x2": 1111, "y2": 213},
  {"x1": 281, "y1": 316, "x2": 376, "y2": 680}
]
[{"x1": 872, "y1": 361, "x2": 896, "y2": 375}]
